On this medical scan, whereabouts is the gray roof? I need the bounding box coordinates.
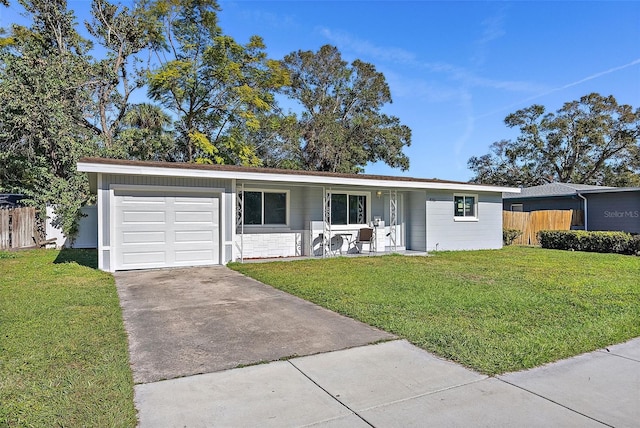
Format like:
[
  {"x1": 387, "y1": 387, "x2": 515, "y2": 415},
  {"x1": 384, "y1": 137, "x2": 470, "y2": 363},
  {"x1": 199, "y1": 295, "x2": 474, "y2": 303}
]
[{"x1": 503, "y1": 183, "x2": 617, "y2": 199}]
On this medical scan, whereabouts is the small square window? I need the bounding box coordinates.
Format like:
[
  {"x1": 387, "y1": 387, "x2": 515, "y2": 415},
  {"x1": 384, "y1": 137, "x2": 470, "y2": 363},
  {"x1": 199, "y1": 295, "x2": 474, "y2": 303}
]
[
  {"x1": 242, "y1": 191, "x2": 287, "y2": 225},
  {"x1": 454, "y1": 194, "x2": 477, "y2": 219},
  {"x1": 330, "y1": 193, "x2": 367, "y2": 225}
]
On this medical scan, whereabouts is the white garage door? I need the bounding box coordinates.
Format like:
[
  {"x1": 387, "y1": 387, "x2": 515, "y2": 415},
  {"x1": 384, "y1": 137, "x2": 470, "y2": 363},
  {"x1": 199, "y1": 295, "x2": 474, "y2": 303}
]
[{"x1": 114, "y1": 190, "x2": 220, "y2": 270}]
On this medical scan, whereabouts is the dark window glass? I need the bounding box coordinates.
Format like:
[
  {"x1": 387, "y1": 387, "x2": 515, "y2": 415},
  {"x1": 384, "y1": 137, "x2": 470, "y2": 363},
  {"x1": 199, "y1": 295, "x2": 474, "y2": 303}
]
[
  {"x1": 264, "y1": 192, "x2": 286, "y2": 224},
  {"x1": 331, "y1": 194, "x2": 348, "y2": 225},
  {"x1": 465, "y1": 196, "x2": 475, "y2": 216},
  {"x1": 454, "y1": 196, "x2": 464, "y2": 217},
  {"x1": 244, "y1": 191, "x2": 262, "y2": 225},
  {"x1": 454, "y1": 195, "x2": 476, "y2": 217}
]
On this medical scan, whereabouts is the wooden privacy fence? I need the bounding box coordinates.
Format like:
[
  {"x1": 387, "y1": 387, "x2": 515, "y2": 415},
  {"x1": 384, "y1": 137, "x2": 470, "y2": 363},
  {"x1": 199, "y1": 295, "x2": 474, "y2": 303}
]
[
  {"x1": 0, "y1": 207, "x2": 37, "y2": 250},
  {"x1": 503, "y1": 210, "x2": 574, "y2": 246}
]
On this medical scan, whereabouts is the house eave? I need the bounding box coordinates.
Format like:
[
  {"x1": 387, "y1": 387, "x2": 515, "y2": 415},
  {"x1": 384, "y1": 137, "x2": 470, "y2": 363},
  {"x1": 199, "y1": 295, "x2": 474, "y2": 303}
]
[{"x1": 77, "y1": 159, "x2": 520, "y2": 194}]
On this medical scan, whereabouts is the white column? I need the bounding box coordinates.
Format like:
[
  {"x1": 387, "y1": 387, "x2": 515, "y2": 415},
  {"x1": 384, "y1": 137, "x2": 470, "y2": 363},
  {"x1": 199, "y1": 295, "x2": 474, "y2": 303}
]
[
  {"x1": 389, "y1": 189, "x2": 398, "y2": 252},
  {"x1": 236, "y1": 183, "x2": 244, "y2": 262}
]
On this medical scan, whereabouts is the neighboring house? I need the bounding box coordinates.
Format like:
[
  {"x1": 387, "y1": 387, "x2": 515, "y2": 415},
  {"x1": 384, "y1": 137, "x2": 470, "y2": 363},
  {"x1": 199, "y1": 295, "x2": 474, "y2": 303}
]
[
  {"x1": 503, "y1": 183, "x2": 640, "y2": 234},
  {"x1": 77, "y1": 157, "x2": 519, "y2": 272}
]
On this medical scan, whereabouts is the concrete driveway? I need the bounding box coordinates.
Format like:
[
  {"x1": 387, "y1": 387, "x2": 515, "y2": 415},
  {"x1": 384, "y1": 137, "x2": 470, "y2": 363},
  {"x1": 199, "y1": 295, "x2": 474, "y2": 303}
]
[
  {"x1": 114, "y1": 266, "x2": 394, "y2": 383},
  {"x1": 116, "y1": 266, "x2": 640, "y2": 427}
]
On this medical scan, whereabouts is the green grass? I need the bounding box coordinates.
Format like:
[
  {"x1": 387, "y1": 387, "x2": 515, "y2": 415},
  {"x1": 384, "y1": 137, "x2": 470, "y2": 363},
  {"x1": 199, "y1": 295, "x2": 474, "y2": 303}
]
[
  {"x1": 0, "y1": 249, "x2": 136, "y2": 427},
  {"x1": 230, "y1": 246, "x2": 640, "y2": 375}
]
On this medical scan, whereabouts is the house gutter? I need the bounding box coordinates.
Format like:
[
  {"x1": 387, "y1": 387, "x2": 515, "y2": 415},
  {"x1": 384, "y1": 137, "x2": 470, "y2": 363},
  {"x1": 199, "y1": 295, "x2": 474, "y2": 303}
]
[{"x1": 577, "y1": 192, "x2": 588, "y2": 231}]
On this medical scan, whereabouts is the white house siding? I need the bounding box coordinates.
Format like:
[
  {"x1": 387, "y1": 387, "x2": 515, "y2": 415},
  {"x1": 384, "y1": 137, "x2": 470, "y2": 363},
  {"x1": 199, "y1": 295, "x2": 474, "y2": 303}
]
[
  {"x1": 406, "y1": 191, "x2": 427, "y2": 251},
  {"x1": 426, "y1": 190, "x2": 503, "y2": 251},
  {"x1": 98, "y1": 174, "x2": 233, "y2": 270}
]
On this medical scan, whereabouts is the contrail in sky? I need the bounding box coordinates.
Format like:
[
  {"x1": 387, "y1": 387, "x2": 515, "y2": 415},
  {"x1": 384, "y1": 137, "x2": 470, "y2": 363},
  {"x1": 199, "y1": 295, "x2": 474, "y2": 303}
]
[
  {"x1": 539, "y1": 57, "x2": 640, "y2": 96},
  {"x1": 477, "y1": 58, "x2": 640, "y2": 120}
]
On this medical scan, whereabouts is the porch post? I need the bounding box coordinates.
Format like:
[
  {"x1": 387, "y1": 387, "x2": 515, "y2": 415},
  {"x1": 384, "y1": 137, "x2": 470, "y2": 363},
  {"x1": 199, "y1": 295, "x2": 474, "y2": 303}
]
[
  {"x1": 322, "y1": 187, "x2": 331, "y2": 258},
  {"x1": 389, "y1": 189, "x2": 398, "y2": 252},
  {"x1": 236, "y1": 183, "x2": 244, "y2": 262}
]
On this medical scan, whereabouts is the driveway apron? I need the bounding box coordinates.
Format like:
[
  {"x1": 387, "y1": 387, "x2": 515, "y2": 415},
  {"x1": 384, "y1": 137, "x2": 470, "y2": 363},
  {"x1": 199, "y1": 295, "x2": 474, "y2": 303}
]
[{"x1": 114, "y1": 266, "x2": 394, "y2": 384}]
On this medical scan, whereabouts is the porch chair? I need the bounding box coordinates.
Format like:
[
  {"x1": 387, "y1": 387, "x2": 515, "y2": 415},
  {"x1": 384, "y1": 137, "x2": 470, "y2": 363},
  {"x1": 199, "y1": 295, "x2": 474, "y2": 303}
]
[{"x1": 356, "y1": 228, "x2": 374, "y2": 254}]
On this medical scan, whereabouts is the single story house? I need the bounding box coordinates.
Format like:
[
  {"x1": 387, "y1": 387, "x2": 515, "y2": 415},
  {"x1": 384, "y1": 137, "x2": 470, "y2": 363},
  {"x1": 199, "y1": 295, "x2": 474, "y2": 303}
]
[
  {"x1": 503, "y1": 183, "x2": 640, "y2": 234},
  {"x1": 77, "y1": 158, "x2": 519, "y2": 272}
]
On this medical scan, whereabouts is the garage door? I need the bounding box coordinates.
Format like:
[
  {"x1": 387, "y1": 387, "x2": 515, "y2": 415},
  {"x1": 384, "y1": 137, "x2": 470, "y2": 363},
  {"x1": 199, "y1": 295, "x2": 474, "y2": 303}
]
[{"x1": 114, "y1": 190, "x2": 220, "y2": 270}]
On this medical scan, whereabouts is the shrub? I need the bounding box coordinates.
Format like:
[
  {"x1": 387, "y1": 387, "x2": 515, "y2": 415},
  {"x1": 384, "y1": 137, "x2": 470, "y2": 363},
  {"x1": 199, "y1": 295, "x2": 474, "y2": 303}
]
[
  {"x1": 537, "y1": 230, "x2": 638, "y2": 255},
  {"x1": 503, "y1": 228, "x2": 523, "y2": 246},
  {"x1": 631, "y1": 235, "x2": 640, "y2": 256}
]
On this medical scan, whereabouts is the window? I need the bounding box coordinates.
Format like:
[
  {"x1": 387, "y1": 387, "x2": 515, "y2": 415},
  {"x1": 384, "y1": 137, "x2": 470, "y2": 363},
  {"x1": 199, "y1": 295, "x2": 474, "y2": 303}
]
[
  {"x1": 242, "y1": 191, "x2": 287, "y2": 225},
  {"x1": 454, "y1": 194, "x2": 477, "y2": 219},
  {"x1": 510, "y1": 203, "x2": 523, "y2": 212},
  {"x1": 331, "y1": 193, "x2": 367, "y2": 225}
]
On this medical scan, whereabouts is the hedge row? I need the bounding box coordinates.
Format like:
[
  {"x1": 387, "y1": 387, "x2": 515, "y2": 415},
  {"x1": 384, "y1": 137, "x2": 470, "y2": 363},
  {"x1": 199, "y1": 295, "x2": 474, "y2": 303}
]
[{"x1": 537, "y1": 230, "x2": 640, "y2": 255}]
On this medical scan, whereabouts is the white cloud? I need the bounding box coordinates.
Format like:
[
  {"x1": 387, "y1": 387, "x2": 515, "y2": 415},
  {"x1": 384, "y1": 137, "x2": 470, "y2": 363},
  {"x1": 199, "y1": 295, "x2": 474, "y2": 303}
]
[
  {"x1": 318, "y1": 26, "x2": 546, "y2": 95},
  {"x1": 471, "y1": 6, "x2": 508, "y2": 67},
  {"x1": 318, "y1": 27, "x2": 417, "y2": 64}
]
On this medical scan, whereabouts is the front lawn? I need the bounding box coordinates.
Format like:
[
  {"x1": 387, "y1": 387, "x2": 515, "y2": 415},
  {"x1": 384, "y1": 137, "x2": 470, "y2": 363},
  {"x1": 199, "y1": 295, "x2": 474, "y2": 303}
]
[
  {"x1": 0, "y1": 249, "x2": 136, "y2": 427},
  {"x1": 230, "y1": 246, "x2": 640, "y2": 375}
]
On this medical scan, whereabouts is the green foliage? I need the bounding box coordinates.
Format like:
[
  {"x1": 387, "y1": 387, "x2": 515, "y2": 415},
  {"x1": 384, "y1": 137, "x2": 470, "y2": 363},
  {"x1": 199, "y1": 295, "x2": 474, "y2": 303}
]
[
  {"x1": 231, "y1": 247, "x2": 640, "y2": 375},
  {"x1": 0, "y1": 0, "x2": 96, "y2": 236},
  {"x1": 503, "y1": 228, "x2": 523, "y2": 245},
  {"x1": 145, "y1": 0, "x2": 288, "y2": 164},
  {"x1": 119, "y1": 102, "x2": 174, "y2": 160},
  {"x1": 0, "y1": 1, "x2": 168, "y2": 238},
  {"x1": 0, "y1": 249, "x2": 136, "y2": 426},
  {"x1": 85, "y1": 0, "x2": 163, "y2": 150},
  {"x1": 468, "y1": 93, "x2": 640, "y2": 186},
  {"x1": 538, "y1": 230, "x2": 639, "y2": 255},
  {"x1": 277, "y1": 45, "x2": 411, "y2": 173}
]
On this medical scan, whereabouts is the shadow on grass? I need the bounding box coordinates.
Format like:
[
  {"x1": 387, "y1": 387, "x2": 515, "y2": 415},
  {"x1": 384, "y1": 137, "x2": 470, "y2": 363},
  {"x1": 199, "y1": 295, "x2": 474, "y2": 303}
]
[{"x1": 54, "y1": 248, "x2": 99, "y2": 270}]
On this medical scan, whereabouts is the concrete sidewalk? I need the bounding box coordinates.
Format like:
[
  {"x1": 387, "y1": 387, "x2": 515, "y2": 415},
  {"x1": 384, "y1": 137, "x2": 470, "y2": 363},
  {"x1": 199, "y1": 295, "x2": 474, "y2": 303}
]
[{"x1": 134, "y1": 338, "x2": 640, "y2": 427}]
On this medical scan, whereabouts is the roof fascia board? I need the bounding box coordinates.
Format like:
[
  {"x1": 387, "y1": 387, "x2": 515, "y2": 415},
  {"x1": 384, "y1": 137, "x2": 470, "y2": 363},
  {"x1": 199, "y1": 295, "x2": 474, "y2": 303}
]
[
  {"x1": 77, "y1": 161, "x2": 520, "y2": 193},
  {"x1": 579, "y1": 188, "x2": 640, "y2": 194},
  {"x1": 503, "y1": 193, "x2": 578, "y2": 200}
]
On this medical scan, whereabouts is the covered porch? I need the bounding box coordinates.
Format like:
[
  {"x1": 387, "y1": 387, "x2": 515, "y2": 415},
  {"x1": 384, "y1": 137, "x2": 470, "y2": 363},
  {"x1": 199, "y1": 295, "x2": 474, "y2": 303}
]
[{"x1": 234, "y1": 183, "x2": 411, "y2": 262}]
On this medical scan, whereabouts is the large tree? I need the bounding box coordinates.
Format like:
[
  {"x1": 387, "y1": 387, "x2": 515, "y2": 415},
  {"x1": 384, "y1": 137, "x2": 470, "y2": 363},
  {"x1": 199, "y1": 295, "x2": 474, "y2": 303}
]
[
  {"x1": 0, "y1": 0, "x2": 166, "y2": 237},
  {"x1": 276, "y1": 44, "x2": 411, "y2": 173},
  {"x1": 84, "y1": 0, "x2": 163, "y2": 155},
  {"x1": 468, "y1": 93, "x2": 640, "y2": 186},
  {"x1": 144, "y1": 0, "x2": 289, "y2": 165},
  {"x1": 0, "y1": 0, "x2": 96, "y2": 237}
]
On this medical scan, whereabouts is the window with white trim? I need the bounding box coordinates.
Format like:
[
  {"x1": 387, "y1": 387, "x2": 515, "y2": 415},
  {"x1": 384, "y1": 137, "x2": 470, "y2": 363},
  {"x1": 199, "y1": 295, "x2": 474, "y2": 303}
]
[
  {"x1": 242, "y1": 190, "x2": 287, "y2": 225},
  {"x1": 454, "y1": 194, "x2": 477, "y2": 219},
  {"x1": 331, "y1": 193, "x2": 367, "y2": 225}
]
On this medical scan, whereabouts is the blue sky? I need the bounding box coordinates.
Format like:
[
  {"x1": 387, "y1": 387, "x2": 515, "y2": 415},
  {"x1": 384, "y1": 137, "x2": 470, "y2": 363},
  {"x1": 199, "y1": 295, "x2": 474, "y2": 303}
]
[{"x1": 2, "y1": 1, "x2": 639, "y2": 182}]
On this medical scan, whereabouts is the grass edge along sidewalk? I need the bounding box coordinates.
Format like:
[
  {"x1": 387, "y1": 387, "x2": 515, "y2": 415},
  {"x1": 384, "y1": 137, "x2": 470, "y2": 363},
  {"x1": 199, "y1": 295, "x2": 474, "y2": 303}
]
[
  {"x1": 230, "y1": 246, "x2": 640, "y2": 375},
  {"x1": 0, "y1": 249, "x2": 136, "y2": 427}
]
